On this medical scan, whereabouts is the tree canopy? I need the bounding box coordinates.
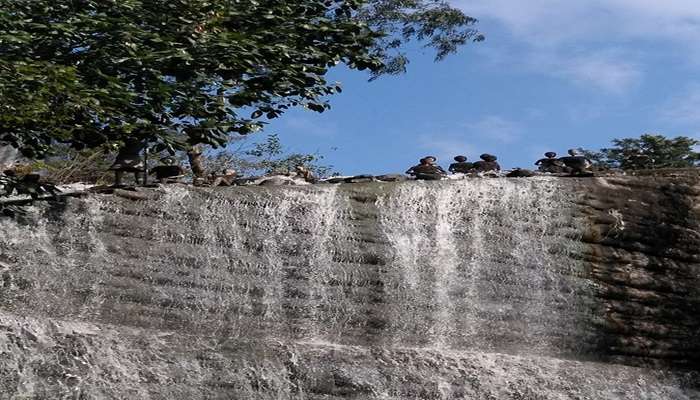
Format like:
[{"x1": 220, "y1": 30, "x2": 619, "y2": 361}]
[
  {"x1": 0, "y1": 0, "x2": 482, "y2": 159},
  {"x1": 585, "y1": 134, "x2": 700, "y2": 170},
  {"x1": 359, "y1": 0, "x2": 484, "y2": 77},
  {"x1": 0, "y1": 0, "x2": 385, "y2": 158}
]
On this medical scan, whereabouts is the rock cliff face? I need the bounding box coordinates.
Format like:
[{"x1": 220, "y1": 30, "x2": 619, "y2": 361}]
[{"x1": 0, "y1": 174, "x2": 698, "y2": 399}]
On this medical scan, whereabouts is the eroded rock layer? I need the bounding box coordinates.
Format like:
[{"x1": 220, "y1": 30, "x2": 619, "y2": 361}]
[{"x1": 0, "y1": 175, "x2": 698, "y2": 399}]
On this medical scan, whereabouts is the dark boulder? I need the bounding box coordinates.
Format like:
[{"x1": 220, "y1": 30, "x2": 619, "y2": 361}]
[
  {"x1": 344, "y1": 175, "x2": 375, "y2": 184},
  {"x1": 506, "y1": 169, "x2": 535, "y2": 178},
  {"x1": 376, "y1": 174, "x2": 407, "y2": 182},
  {"x1": 323, "y1": 177, "x2": 347, "y2": 184}
]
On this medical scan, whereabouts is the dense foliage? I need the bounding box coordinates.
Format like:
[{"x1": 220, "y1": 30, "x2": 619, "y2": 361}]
[
  {"x1": 585, "y1": 134, "x2": 700, "y2": 170},
  {"x1": 0, "y1": 0, "x2": 385, "y2": 158},
  {"x1": 0, "y1": 0, "x2": 482, "y2": 160}
]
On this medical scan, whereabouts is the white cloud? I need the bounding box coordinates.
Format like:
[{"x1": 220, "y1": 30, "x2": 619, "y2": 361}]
[
  {"x1": 282, "y1": 114, "x2": 338, "y2": 137},
  {"x1": 456, "y1": 0, "x2": 700, "y2": 46},
  {"x1": 455, "y1": 1, "x2": 599, "y2": 46},
  {"x1": 558, "y1": 53, "x2": 641, "y2": 94},
  {"x1": 659, "y1": 83, "x2": 700, "y2": 127},
  {"x1": 524, "y1": 49, "x2": 642, "y2": 94},
  {"x1": 453, "y1": 0, "x2": 700, "y2": 93},
  {"x1": 417, "y1": 115, "x2": 521, "y2": 161},
  {"x1": 463, "y1": 115, "x2": 521, "y2": 144}
]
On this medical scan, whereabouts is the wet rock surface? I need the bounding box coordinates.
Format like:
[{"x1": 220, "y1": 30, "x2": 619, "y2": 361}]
[
  {"x1": 578, "y1": 173, "x2": 700, "y2": 369},
  {"x1": 0, "y1": 172, "x2": 698, "y2": 399}
]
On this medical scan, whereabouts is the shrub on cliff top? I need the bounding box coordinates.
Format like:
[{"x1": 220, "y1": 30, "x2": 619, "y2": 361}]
[{"x1": 587, "y1": 134, "x2": 700, "y2": 170}]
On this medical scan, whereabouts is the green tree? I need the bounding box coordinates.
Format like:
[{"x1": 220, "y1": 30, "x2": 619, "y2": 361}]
[
  {"x1": 573, "y1": 147, "x2": 616, "y2": 170},
  {"x1": 600, "y1": 134, "x2": 700, "y2": 170},
  {"x1": 359, "y1": 0, "x2": 484, "y2": 77},
  {"x1": 0, "y1": 0, "x2": 385, "y2": 158},
  {"x1": 0, "y1": 0, "x2": 483, "y2": 160}
]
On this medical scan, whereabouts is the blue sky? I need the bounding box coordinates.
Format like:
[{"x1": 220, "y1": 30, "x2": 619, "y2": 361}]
[{"x1": 256, "y1": 0, "x2": 700, "y2": 175}]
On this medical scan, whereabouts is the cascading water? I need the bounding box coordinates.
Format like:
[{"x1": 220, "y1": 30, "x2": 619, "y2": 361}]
[
  {"x1": 87, "y1": 178, "x2": 595, "y2": 358},
  {"x1": 0, "y1": 178, "x2": 697, "y2": 399},
  {"x1": 139, "y1": 184, "x2": 354, "y2": 340},
  {"x1": 376, "y1": 178, "x2": 587, "y2": 355}
]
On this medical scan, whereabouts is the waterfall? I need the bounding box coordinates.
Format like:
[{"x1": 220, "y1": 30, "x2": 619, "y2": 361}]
[
  {"x1": 138, "y1": 185, "x2": 354, "y2": 340},
  {"x1": 1, "y1": 179, "x2": 698, "y2": 399},
  {"x1": 0, "y1": 179, "x2": 587, "y2": 355},
  {"x1": 377, "y1": 178, "x2": 585, "y2": 355}
]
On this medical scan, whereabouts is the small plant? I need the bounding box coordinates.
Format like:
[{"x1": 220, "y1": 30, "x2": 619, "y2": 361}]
[
  {"x1": 29, "y1": 145, "x2": 115, "y2": 185},
  {"x1": 203, "y1": 134, "x2": 337, "y2": 178}
]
